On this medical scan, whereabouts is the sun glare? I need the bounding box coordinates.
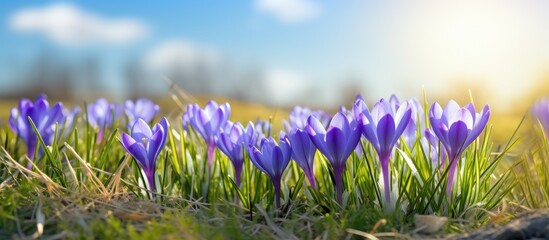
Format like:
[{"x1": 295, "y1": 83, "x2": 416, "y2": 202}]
[{"x1": 370, "y1": 1, "x2": 549, "y2": 109}]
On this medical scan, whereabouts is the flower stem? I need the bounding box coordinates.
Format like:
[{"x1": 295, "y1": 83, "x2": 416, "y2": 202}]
[
  {"x1": 334, "y1": 166, "x2": 344, "y2": 205},
  {"x1": 26, "y1": 143, "x2": 36, "y2": 170},
  {"x1": 234, "y1": 162, "x2": 242, "y2": 187},
  {"x1": 97, "y1": 129, "x2": 104, "y2": 143},
  {"x1": 274, "y1": 179, "x2": 281, "y2": 208},
  {"x1": 446, "y1": 156, "x2": 460, "y2": 198},
  {"x1": 306, "y1": 171, "x2": 317, "y2": 190},
  {"x1": 207, "y1": 141, "x2": 216, "y2": 171},
  {"x1": 147, "y1": 172, "x2": 155, "y2": 193},
  {"x1": 381, "y1": 157, "x2": 391, "y2": 204}
]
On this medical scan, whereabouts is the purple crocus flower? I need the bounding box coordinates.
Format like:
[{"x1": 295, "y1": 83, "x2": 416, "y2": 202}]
[
  {"x1": 345, "y1": 96, "x2": 366, "y2": 157},
  {"x1": 424, "y1": 128, "x2": 447, "y2": 169},
  {"x1": 307, "y1": 112, "x2": 362, "y2": 204},
  {"x1": 87, "y1": 98, "x2": 121, "y2": 142},
  {"x1": 125, "y1": 98, "x2": 160, "y2": 128},
  {"x1": 394, "y1": 98, "x2": 425, "y2": 149},
  {"x1": 429, "y1": 100, "x2": 490, "y2": 197},
  {"x1": 9, "y1": 95, "x2": 65, "y2": 169},
  {"x1": 283, "y1": 106, "x2": 331, "y2": 132},
  {"x1": 254, "y1": 119, "x2": 272, "y2": 141},
  {"x1": 355, "y1": 97, "x2": 412, "y2": 204},
  {"x1": 288, "y1": 129, "x2": 317, "y2": 189},
  {"x1": 121, "y1": 117, "x2": 169, "y2": 193},
  {"x1": 217, "y1": 121, "x2": 255, "y2": 186},
  {"x1": 57, "y1": 106, "x2": 80, "y2": 140},
  {"x1": 186, "y1": 100, "x2": 231, "y2": 169},
  {"x1": 182, "y1": 103, "x2": 199, "y2": 132},
  {"x1": 248, "y1": 135, "x2": 291, "y2": 208},
  {"x1": 388, "y1": 96, "x2": 425, "y2": 148},
  {"x1": 532, "y1": 98, "x2": 549, "y2": 138}
]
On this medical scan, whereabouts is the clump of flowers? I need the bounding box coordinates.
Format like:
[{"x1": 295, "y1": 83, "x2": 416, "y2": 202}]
[
  {"x1": 283, "y1": 106, "x2": 330, "y2": 132},
  {"x1": 248, "y1": 135, "x2": 291, "y2": 208},
  {"x1": 2, "y1": 93, "x2": 508, "y2": 222},
  {"x1": 288, "y1": 129, "x2": 318, "y2": 189},
  {"x1": 428, "y1": 100, "x2": 490, "y2": 197},
  {"x1": 355, "y1": 97, "x2": 412, "y2": 205},
  {"x1": 121, "y1": 118, "x2": 169, "y2": 193},
  {"x1": 58, "y1": 106, "x2": 80, "y2": 139},
  {"x1": 87, "y1": 98, "x2": 121, "y2": 142},
  {"x1": 388, "y1": 95, "x2": 425, "y2": 148},
  {"x1": 125, "y1": 98, "x2": 160, "y2": 128},
  {"x1": 307, "y1": 112, "x2": 362, "y2": 204},
  {"x1": 217, "y1": 121, "x2": 255, "y2": 186},
  {"x1": 184, "y1": 100, "x2": 231, "y2": 169},
  {"x1": 9, "y1": 95, "x2": 65, "y2": 169},
  {"x1": 254, "y1": 119, "x2": 272, "y2": 142}
]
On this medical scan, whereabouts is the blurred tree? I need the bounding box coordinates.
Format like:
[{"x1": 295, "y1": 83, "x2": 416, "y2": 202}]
[
  {"x1": 124, "y1": 58, "x2": 146, "y2": 99},
  {"x1": 15, "y1": 48, "x2": 73, "y2": 99}
]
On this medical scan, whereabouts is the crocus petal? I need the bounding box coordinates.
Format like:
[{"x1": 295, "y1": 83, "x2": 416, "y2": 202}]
[
  {"x1": 424, "y1": 128, "x2": 438, "y2": 146},
  {"x1": 33, "y1": 98, "x2": 49, "y2": 121},
  {"x1": 272, "y1": 147, "x2": 285, "y2": 176},
  {"x1": 262, "y1": 138, "x2": 279, "y2": 176},
  {"x1": 343, "y1": 120, "x2": 362, "y2": 157},
  {"x1": 443, "y1": 100, "x2": 461, "y2": 122},
  {"x1": 154, "y1": 117, "x2": 169, "y2": 148},
  {"x1": 361, "y1": 114, "x2": 379, "y2": 150},
  {"x1": 204, "y1": 100, "x2": 219, "y2": 116},
  {"x1": 306, "y1": 116, "x2": 332, "y2": 160},
  {"x1": 446, "y1": 121, "x2": 469, "y2": 158},
  {"x1": 249, "y1": 145, "x2": 269, "y2": 174},
  {"x1": 330, "y1": 112, "x2": 351, "y2": 135},
  {"x1": 8, "y1": 108, "x2": 19, "y2": 134},
  {"x1": 393, "y1": 108, "x2": 412, "y2": 144},
  {"x1": 290, "y1": 129, "x2": 315, "y2": 168},
  {"x1": 377, "y1": 115, "x2": 396, "y2": 158},
  {"x1": 148, "y1": 129, "x2": 164, "y2": 162},
  {"x1": 217, "y1": 133, "x2": 232, "y2": 157},
  {"x1": 131, "y1": 119, "x2": 153, "y2": 140},
  {"x1": 325, "y1": 127, "x2": 346, "y2": 165},
  {"x1": 18, "y1": 99, "x2": 32, "y2": 113},
  {"x1": 371, "y1": 102, "x2": 389, "y2": 123},
  {"x1": 220, "y1": 103, "x2": 231, "y2": 125},
  {"x1": 128, "y1": 142, "x2": 150, "y2": 170},
  {"x1": 121, "y1": 133, "x2": 137, "y2": 150},
  {"x1": 465, "y1": 103, "x2": 477, "y2": 122},
  {"x1": 306, "y1": 116, "x2": 326, "y2": 135},
  {"x1": 208, "y1": 109, "x2": 224, "y2": 135},
  {"x1": 196, "y1": 110, "x2": 211, "y2": 139},
  {"x1": 430, "y1": 102, "x2": 443, "y2": 120},
  {"x1": 389, "y1": 94, "x2": 400, "y2": 109},
  {"x1": 41, "y1": 103, "x2": 64, "y2": 131},
  {"x1": 456, "y1": 108, "x2": 473, "y2": 129},
  {"x1": 429, "y1": 103, "x2": 449, "y2": 148},
  {"x1": 121, "y1": 133, "x2": 149, "y2": 169},
  {"x1": 465, "y1": 105, "x2": 490, "y2": 147},
  {"x1": 352, "y1": 98, "x2": 368, "y2": 120},
  {"x1": 232, "y1": 125, "x2": 244, "y2": 143}
]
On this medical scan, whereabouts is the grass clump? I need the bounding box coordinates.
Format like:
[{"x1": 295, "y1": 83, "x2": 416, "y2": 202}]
[{"x1": 0, "y1": 90, "x2": 541, "y2": 239}]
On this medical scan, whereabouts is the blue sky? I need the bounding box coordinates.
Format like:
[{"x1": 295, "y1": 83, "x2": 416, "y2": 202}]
[{"x1": 1, "y1": 1, "x2": 549, "y2": 109}]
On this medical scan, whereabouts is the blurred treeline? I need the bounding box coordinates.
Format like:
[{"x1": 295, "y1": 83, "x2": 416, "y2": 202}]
[
  {"x1": 0, "y1": 47, "x2": 361, "y2": 108},
  {"x1": 1, "y1": 47, "x2": 548, "y2": 143}
]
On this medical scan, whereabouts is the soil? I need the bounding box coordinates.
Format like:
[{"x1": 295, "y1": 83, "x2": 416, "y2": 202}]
[{"x1": 448, "y1": 209, "x2": 549, "y2": 240}]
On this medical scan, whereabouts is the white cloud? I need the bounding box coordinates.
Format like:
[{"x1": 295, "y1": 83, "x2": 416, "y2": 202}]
[
  {"x1": 9, "y1": 3, "x2": 147, "y2": 46},
  {"x1": 255, "y1": 0, "x2": 320, "y2": 23},
  {"x1": 144, "y1": 40, "x2": 218, "y2": 72},
  {"x1": 264, "y1": 69, "x2": 308, "y2": 104}
]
